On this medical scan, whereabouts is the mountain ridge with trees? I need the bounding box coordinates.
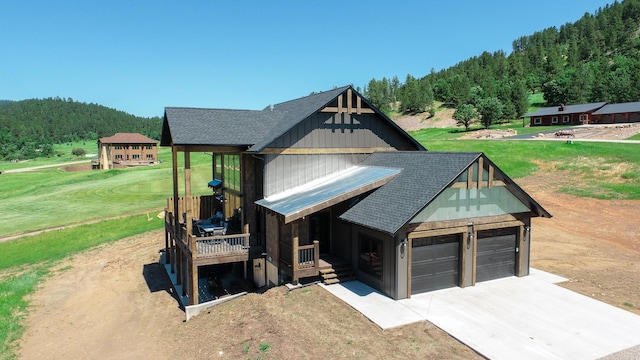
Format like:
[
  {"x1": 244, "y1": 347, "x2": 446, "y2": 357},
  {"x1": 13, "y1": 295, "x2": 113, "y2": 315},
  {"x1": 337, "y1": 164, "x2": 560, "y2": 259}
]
[{"x1": 363, "y1": 0, "x2": 640, "y2": 129}]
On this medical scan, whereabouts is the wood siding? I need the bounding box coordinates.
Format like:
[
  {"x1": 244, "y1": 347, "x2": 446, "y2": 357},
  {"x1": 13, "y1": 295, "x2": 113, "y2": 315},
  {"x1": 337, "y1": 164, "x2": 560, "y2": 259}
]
[{"x1": 270, "y1": 112, "x2": 417, "y2": 150}]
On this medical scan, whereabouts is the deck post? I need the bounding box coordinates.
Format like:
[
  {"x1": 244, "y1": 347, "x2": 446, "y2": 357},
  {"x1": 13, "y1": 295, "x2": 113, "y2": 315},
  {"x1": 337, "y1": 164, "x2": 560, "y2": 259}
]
[
  {"x1": 164, "y1": 220, "x2": 170, "y2": 264},
  {"x1": 184, "y1": 151, "x2": 192, "y2": 240},
  {"x1": 171, "y1": 147, "x2": 180, "y2": 244},
  {"x1": 188, "y1": 258, "x2": 198, "y2": 305},
  {"x1": 313, "y1": 240, "x2": 320, "y2": 270},
  {"x1": 292, "y1": 222, "x2": 299, "y2": 284},
  {"x1": 176, "y1": 246, "x2": 182, "y2": 285}
]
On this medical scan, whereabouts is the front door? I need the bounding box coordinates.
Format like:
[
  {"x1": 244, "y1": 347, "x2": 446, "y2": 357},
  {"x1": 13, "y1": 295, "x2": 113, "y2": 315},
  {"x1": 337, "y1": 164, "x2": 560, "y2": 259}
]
[{"x1": 310, "y1": 212, "x2": 330, "y2": 254}]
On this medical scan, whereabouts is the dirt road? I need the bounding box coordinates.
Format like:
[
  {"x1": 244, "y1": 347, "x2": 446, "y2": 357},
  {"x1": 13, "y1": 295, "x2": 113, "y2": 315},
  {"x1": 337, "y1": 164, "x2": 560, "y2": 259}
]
[{"x1": 1, "y1": 160, "x2": 90, "y2": 174}]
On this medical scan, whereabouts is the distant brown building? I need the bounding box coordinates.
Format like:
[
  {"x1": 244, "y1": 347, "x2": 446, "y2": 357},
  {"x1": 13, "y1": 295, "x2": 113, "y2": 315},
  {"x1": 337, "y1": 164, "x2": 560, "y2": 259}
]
[
  {"x1": 95, "y1": 133, "x2": 158, "y2": 169},
  {"x1": 522, "y1": 102, "x2": 607, "y2": 126}
]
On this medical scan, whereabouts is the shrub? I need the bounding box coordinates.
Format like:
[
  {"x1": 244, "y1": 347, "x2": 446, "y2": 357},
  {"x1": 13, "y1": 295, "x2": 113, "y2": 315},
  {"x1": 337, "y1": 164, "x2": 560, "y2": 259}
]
[{"x1": 71, "y1": 148, "x2": 86, "y2": 157}]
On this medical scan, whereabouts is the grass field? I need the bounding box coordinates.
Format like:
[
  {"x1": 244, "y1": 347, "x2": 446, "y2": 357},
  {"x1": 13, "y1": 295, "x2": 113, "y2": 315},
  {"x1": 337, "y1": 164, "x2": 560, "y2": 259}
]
[{"x1": 0, "y1": 145, "x2": 213, "y2": 237}]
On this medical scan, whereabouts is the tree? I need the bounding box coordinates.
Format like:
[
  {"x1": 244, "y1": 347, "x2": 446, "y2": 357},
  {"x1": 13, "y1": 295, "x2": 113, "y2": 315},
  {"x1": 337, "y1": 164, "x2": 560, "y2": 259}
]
[
  {"x1": 453, "y1": 104, "x2": 478, "y2": 131},
  {"x1": 476, "y1": 98, "x2": 504, "y2": 129}
]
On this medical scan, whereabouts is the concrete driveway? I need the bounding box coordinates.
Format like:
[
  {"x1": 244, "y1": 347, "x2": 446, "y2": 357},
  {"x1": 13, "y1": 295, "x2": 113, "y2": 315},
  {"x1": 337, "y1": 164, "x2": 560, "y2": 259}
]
[{"x1": 320, "y1": 269, "x2": 640, "y2": 360}]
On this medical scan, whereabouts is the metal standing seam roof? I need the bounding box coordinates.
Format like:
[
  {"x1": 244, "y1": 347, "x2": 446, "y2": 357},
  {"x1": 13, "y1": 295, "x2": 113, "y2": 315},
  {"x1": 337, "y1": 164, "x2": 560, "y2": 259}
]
[
  {"x1": 339, "y1": 152, "x2": 551, "y2": 235},
  {"x1": 255, "y1": 165, "x2": 402, "y2": 223},
  {"x1": 521, "y1": 102, "x2": 607, "y2": 118},
  {"x1": 592, "y1": 101, "x2": 640, "y2": 115}
]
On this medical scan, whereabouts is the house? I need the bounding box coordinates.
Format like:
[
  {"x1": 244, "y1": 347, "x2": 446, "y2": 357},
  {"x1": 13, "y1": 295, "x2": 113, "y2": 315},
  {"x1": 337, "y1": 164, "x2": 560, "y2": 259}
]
[
  {"x1": 591, "y1": 101, "x2": 640, "y2": 124},
  {"x1": 95, "y1": 132, "x2": 158, "y2": 169},
  {"x1": 161, "y1": 86, "x2": 550, "y2": 306},
  {"x1": 522, "y1": 102, "x2": 607, "y2": 126}
]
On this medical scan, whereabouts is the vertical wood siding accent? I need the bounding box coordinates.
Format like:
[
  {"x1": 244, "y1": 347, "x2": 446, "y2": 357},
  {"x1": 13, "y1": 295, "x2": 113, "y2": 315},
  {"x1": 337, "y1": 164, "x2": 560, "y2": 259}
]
[{"x1": 270, "y1": 112, "x2": 416, "y2": 150}]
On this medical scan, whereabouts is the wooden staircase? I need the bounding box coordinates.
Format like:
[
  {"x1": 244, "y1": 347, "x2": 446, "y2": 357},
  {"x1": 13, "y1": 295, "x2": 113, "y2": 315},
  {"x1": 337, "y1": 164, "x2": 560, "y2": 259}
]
[{"x1": 319, "y1": 257, "x2": 354, "y2": 285}]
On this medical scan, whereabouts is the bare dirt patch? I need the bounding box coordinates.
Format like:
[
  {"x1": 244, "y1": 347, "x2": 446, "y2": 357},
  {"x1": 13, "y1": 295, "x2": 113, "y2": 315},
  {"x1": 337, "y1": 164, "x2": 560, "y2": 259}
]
[
  {"x1": 393, "y1": 107, "x2": 457, "y2": 131},
  {"x1": 536, "y1": 123, "x2": 640, "y2": 140},
  {"x1": 16, "y1": 174, "x2": 640, "y2": 359},
  {"x1": 61, "y1": 164, "x2": 92, "y2": 172}
]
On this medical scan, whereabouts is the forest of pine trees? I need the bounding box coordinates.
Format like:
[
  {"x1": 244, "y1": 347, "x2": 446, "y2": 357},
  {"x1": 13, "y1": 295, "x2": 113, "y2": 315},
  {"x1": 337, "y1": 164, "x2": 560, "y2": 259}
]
[
  {"x1": 0, "y1": 98, "x2": 162, "y2": 160},
  {"x1": 363, "y1": 0, "x2": 640, "y2": 128}
]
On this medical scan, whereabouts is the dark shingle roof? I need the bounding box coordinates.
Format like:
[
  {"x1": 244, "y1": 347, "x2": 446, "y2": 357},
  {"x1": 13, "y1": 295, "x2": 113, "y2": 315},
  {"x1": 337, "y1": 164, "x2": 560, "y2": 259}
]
[
  {"x1": 339, "y1": 152, "x2": 551, "y2": 235},
  {"x1": 161, "y1": 107, "x2": 283, "y2": 147},
  {"x1": 161, "y1": 85, "x2": 424, "y2": 151},
  {"x1": 161, "y1": 87, "x2": 348, "y2": 148},
  {"x1": 592, "y1": 101, "x2": 640, "y2": 115},
  {"x1": 248, "y1": 86, "x2": 350, "y2": 152},
  {"x1": 339, "y1": 152, "x2": 481, "y2": 235},
  {"x1": 521, "y1": 102, "x2": 607, "y2": 118}
]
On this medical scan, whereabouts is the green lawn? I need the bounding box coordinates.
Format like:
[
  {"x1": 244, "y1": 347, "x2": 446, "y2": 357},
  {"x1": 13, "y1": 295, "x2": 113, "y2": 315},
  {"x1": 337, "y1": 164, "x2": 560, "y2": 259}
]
[{"x1": 0, "y1": 147, "x2": 213, "y2": 237}]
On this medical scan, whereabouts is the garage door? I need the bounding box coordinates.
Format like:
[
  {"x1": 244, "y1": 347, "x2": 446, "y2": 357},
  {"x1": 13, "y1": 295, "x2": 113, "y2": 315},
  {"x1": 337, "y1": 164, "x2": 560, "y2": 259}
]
[
  {"x1": 476, "y1": 228, "x2": 516, "y2": 282},
  {"x1": 411, "y1": 234, "x2": 460, "y2": 294}
]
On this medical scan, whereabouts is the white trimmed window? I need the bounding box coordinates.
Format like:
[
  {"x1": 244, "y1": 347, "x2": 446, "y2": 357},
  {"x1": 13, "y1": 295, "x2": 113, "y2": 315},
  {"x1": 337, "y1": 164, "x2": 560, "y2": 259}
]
[
  {"x1": 579, "y1": 114, "x2": 588, "y2": 123},
  {"x1": 552, "y1": 116, "x2": 558, "y2": 124},
  {"x1": 534, "y1": 117, "x2": 542, "y2": 125},
  {"x1": 563, "y1": 116, "x2": 570, "y2": 124}
]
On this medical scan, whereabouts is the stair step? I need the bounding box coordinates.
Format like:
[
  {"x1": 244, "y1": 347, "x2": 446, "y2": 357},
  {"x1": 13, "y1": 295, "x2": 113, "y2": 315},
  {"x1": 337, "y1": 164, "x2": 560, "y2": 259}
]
[
  {"x1": 319, "y1": 268, "x2": 335, "y2": 275},
  {"x1": 324, "y1": 278, "x2": 341, "y2": 285},
  {"x1": 321, "y1": 272, "x2": 338, "y2": 279}
]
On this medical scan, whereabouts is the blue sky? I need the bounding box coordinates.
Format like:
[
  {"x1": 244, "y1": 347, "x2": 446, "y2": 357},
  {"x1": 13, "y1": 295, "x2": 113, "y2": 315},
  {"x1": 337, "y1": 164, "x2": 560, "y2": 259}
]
[{"x1": 1, "y1": 1, "x2": 612, "y2": 118}]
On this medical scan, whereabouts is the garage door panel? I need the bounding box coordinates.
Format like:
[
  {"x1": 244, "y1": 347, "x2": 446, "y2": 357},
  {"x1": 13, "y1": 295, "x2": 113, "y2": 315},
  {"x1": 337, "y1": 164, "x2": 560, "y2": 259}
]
[
  {"x1": 476, "y1": 233, "x2": 516, "y2": 282},
  {"x1": 411, "y1": 241, "x2": 459, "y2": 294}
]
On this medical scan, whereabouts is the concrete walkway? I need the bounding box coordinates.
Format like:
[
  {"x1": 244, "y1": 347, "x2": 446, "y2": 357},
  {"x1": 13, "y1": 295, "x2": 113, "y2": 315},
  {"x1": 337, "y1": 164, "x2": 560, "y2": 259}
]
[{"x1": 320, "y1": 269, "x2": 640, "y2": 360}]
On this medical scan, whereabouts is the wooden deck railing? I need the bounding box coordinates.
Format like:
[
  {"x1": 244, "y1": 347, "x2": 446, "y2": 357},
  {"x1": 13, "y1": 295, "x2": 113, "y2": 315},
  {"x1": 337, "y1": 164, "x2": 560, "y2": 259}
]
[
  {"x1": 298, "y1": 242, "x2": 319, "y2": 269},
  {"x1": 164, "y1": 201, "x2": 262, "y2": 265},
  {"x1": 193, "y1": 233, "x2": 251, "y2": 257},
  {"x1": 293, "y1": 240, "x2": 320, "y2": 281}
]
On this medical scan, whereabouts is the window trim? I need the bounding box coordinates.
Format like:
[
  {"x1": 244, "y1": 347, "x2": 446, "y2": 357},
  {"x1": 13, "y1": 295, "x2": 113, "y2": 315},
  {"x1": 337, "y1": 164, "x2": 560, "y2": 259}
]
[{"x1": 533, "y1": 117, "x2": 542, "y2": 125}]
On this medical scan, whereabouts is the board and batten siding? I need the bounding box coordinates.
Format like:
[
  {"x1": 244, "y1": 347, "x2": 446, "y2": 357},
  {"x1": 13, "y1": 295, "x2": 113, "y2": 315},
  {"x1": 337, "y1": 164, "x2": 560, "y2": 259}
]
[
  {"x1": 263, "y1": 153, "x2": 367, "y2": 197},
  {"x1": 271, "y1": 112, "x2": 417, "y2": 149}
]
